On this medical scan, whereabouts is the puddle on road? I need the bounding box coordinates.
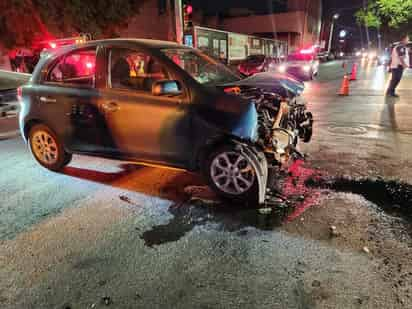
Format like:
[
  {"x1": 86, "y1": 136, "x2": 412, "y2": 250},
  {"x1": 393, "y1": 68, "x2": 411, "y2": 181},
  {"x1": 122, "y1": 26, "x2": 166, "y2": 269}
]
[
  {"x1": 141, "y1": 199, "x2": 294, "y2": 247},
  {"x1": 307, "y1": 177, "x2": 412, "y2": 219},
  {"x1": 141, "y1": 160, "x2": 322, "y2": 247},
  {"x1": 140, "y1": 160, "x2": 412, "y2": 247}
]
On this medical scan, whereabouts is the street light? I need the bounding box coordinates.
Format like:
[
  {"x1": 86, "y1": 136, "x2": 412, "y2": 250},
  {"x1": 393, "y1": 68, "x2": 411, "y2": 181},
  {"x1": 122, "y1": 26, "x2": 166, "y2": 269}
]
[{"x1": 327, "y1": 13, "x2": 340, "y2": 53}]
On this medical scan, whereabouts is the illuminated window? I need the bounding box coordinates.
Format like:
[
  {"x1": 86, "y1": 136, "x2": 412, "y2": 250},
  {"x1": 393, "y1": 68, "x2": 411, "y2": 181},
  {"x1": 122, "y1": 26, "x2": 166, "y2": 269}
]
[
  {"x1": 47, "y1": 48, "x2": 96, "y2": 87},
  {"x1": 109, "y1": 48, "x2": 170, "y2": 92}
]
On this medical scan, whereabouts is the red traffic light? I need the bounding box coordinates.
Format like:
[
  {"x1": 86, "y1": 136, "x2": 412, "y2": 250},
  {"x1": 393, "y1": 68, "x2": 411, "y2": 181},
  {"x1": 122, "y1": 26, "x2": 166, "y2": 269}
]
[{"x1": 185, "y1": 5, "x2": 193, "y2": 14}]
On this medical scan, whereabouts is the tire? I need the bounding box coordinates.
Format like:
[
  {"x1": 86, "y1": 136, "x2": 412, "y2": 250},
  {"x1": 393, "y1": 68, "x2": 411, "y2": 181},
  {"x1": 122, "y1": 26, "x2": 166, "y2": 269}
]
[
  {"x1": 203, "y1": 145, "x2": 259, "y2": 204},
  {"x1": 28, "y1": 124, "x2": 72, "y2": 172}
]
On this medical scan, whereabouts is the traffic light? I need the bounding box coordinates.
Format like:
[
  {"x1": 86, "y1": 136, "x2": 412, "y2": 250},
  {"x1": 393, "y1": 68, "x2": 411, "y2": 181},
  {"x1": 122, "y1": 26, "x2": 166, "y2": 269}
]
[{"x1": 183, "y1": 4, "x2": 193, "y2": 30}]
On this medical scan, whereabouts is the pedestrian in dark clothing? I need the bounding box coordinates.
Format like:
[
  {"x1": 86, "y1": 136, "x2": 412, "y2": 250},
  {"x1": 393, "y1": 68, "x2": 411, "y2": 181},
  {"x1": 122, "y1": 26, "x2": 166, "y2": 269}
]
[{"x1": 386, "y1": 35, "x2": 410, "y2": 97}]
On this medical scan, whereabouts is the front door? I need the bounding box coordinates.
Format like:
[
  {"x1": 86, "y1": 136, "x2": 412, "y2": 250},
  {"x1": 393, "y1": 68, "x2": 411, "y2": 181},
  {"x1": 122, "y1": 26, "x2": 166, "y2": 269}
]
[{"x1": 99, "y1": 47, "x2": 192, "y2": 167}]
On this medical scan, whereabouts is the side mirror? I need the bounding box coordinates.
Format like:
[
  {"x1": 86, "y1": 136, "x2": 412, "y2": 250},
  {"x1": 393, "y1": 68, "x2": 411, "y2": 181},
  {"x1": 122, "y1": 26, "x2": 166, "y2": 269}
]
[{"x1": 152, "y1": 80, "x2": 182, "y2": 96}]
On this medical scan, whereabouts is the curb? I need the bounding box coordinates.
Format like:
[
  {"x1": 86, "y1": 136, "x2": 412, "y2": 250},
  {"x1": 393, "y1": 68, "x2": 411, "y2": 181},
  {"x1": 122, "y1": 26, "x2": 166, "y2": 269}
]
[{"x1": 0, "y1": 130, "x2": 20, "y2": 140}]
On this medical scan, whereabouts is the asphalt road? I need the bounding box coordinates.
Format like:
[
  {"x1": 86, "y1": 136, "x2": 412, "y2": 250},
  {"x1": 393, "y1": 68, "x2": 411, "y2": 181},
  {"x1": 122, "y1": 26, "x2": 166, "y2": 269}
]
[{"x1": 1, "y1": 60, "x2": 412, "y2": 308}]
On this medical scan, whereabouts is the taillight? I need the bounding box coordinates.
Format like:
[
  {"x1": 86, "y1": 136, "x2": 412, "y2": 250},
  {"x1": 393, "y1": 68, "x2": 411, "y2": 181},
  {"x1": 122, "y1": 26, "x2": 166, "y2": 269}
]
[{"x1": 17, "y1": 87, "x2": 22, "y2": 101}]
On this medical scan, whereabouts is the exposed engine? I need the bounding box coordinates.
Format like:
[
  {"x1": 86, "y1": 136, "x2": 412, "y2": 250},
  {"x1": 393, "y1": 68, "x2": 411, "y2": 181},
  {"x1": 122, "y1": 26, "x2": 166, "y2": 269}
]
[{"x1": 225, "y1": 86, "x2": 313, "y2": 164}]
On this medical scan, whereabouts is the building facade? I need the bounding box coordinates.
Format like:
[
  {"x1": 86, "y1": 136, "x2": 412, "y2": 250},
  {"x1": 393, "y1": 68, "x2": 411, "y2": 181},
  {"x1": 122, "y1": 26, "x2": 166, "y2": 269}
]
[
  {"x1": 113, "y1": 0, "x2": 322, "y2": 54},
  {"x1": 206, "y1": 0, "x2": 322, "y2": 51}
]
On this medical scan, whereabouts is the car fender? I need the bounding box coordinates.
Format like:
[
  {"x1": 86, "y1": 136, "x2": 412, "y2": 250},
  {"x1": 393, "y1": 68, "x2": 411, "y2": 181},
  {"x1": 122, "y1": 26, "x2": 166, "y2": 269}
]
[{"x1": 235, "y1": 140, "x2": 268, "y2": 205}]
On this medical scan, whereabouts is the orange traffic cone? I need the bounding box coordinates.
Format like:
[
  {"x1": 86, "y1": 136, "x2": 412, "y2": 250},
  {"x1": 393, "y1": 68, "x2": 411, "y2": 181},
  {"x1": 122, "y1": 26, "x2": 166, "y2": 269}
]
[
  {"x1": 350, "y1": 63, "x2": 358, "y2": 81},
  {"x1": 339, "y1": 75, "x2": 350, "y2": 96}
]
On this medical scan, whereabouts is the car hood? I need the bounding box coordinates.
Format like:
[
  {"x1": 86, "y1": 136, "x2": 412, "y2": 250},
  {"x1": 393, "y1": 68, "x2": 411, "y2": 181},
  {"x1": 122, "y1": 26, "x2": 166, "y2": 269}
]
[{"x1": 221, "y1": 72, "x2": 304, "y2": 97}]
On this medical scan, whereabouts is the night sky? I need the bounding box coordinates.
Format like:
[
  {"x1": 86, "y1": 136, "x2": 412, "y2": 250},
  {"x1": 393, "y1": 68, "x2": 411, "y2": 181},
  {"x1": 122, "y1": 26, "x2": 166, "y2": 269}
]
[
  {"x1": 323, "y1": 0, "x2": 368, "y2": 49},
  {"x1": 194, "y1": 0, "x2": 372, "y2": 49}
]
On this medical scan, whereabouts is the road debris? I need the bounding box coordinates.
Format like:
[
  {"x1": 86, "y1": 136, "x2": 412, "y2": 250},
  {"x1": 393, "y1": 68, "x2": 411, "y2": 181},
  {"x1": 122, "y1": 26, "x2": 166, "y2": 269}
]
[
  {"x1": 102, "y1": 296, "x2": 112, "y2": 306},
  {"x1": 362, "y1": 246, "x2": 370, "y2": 254},
  {"x1": 258, "y1": 207, "x2": 273, "y2": 215},
  {"x1": 184, "y1": 185, "x2": 218, "y2": 201},
  {"x1": 119, "y1": 195, "x2": 133, "y2": 204},
  {"x1": 330, "y1": 225, "x2": 339, "y2": 238}
]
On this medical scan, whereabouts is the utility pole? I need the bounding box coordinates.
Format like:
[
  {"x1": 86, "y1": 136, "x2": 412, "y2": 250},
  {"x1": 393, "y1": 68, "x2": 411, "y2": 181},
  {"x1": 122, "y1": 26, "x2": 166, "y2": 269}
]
[
  {"x1": 358, "y1": 23, "x2": 364, "y2": 49},
  {"x1": 301, "y1": 0, "x2": 310, "y2": 46},
  {"x1": 362, "y1": 0, "x2": 371, "y2": 48},
  {"x1": 377, "y1": 26, "x2": 382, "y2": 51},
  {"x1": 166, "y1": 0, "x2": 183, "y2": 44},
  {"x1": 327, "y1": 14, "x2": 339, "y2": 53},
  {"x1": 174, "y1": 0, "x2": 183, "y2": 44}
]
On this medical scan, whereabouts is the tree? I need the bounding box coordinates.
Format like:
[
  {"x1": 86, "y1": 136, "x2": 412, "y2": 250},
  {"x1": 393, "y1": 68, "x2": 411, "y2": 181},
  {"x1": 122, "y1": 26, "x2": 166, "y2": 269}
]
[
  {"x1": 356, "y1": 0, "x2": 412, "y2": 28},
  {"x1": 0, "y1": 0, "x2": 146, "y2": 48}
]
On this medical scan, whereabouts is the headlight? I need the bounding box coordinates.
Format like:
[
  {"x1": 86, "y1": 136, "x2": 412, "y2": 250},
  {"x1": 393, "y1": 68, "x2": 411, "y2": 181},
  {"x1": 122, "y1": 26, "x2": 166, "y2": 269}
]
[
  {"x1": 303, "y1": 65, "x2": 311, "y2": 72},
  {"x1": 339, "y1": 52, "x2": 344, "y2": 57},
  {"x1": 368, "y1": 52, "x2": 376, "y2": 59},
  {"x1": 356, "y1": 51, "x2": 361, "y2": 57},
  {"x1": 278, "y1": 65, "x2": 287, "y2": 73}
]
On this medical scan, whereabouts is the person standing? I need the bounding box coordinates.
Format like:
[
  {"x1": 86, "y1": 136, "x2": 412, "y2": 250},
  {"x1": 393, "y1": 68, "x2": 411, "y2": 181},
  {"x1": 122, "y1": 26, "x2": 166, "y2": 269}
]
[{"x1": 386, "y1": 35, "x2": 410, "y2": 97}]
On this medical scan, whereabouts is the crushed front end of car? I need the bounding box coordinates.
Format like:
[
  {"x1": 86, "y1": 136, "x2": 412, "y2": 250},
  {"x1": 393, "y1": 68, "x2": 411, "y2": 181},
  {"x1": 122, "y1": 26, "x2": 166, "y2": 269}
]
[{"x1": 216, "y1": 72, "x2": 314, "y2": 204}]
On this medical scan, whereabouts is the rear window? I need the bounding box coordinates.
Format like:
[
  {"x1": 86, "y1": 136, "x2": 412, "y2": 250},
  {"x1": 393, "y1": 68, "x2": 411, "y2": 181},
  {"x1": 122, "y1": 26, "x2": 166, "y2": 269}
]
[
  {"x1": 46, "y1": 48, "x2": 96, "y2": 87},
  {"x1": 246, "y1": 55, "x2": 265, "y2": 63}
]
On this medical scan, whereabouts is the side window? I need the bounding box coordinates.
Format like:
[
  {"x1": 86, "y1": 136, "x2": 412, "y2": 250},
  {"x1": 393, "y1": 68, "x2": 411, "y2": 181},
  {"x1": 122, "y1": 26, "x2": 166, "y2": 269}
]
[
  {"x1": 109, "y1": 48, "x2": 170, "y2": 92},
  {"x1": 47, "y1": 48, "x2": 96, "y2": 87}
]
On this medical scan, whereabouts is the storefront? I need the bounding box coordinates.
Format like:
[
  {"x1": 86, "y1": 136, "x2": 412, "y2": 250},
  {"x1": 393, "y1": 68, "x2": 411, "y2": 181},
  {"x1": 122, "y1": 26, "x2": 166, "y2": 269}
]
[{"x1": 184, "y1": 26, "x2": 287, "y2": 64}]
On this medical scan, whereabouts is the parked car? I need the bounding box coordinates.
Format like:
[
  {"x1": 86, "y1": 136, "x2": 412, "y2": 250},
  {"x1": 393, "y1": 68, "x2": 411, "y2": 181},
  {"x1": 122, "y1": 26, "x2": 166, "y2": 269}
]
[
  {"x1": 361, "y1": 50, "x2": 378, "y2": 63},
  {"x1": 237, "y1": 54, "x2": 279, "y2": 76},
  {"x1": 316, "y1": 51, "x2": 329, "y2": 62},
  {"x1": 9, "y1": 35, "x2": 91, "y2": 74},
  {"x1": 19, "y1": 39, "x2": 313, "y2": 204},
  {"x1": 0, "y1": 89, "x2": 19, "y2": 117},
  {"x1": 377, "y1": 49, "x2": 391, "y2": 66},
  {"x1": 275, "y1": 51, "x2": 319, "y2": 81}
]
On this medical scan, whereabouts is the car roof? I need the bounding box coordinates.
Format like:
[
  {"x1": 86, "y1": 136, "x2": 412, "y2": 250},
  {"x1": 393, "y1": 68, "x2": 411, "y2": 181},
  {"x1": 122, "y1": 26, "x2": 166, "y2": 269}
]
[
  {"x1": 45, "y1": 38, "x2": 190, "y2": 58},
  {"x1": 81, "y1": 38, "x2": 186, "y2": 50}
]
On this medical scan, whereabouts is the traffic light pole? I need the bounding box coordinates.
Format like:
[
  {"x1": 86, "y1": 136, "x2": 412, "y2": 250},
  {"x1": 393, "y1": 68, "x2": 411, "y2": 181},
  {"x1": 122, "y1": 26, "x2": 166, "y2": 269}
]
[{"x1": 174, "y1": 0, "x2": 183, "y2": 44}]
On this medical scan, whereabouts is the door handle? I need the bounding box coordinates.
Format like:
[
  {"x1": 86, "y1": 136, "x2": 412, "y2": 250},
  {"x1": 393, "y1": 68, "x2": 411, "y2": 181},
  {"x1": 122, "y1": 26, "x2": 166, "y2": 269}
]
[
  {"x1": 39, "y1": 96, "x2": 57, "y2": 103},
  {"x1": 101, "y1": 101, "x2": 119, "y2": 112}
]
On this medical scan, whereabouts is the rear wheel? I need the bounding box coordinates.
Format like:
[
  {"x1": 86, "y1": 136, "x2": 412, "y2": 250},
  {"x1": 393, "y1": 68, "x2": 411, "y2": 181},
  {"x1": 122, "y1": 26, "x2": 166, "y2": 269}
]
[
  {"x1": 29, "y1": 124, "x2": 72, "y2": 171},
  {"x1": 204, "y1": 145, "x2": 258, "y2": 203}
]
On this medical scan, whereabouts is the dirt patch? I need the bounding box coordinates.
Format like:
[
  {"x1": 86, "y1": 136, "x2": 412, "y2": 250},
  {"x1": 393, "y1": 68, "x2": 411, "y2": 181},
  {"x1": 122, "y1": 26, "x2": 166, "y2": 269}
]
[{"x1": 307, "y1": 177, "x2": 412, "y2": 221}]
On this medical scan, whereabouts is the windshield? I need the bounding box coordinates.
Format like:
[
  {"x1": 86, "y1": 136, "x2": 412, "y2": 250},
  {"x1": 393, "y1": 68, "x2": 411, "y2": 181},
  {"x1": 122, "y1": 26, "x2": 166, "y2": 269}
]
[{"x1": 162, "y1": 48, "x2": 241, "y2": 86}]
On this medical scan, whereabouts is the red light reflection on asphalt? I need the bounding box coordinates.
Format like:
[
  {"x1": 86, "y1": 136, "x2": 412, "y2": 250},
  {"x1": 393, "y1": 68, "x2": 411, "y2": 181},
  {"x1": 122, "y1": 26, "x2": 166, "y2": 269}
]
[{"x1": 283, "y1": 160, "x2": 322, "y2": 222}]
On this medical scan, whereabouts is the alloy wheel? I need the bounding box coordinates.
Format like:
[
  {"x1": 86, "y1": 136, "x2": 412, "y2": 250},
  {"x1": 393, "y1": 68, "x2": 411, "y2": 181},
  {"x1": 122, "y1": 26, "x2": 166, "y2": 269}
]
[
  {"x1": 210, "y1": 151, "x2": 255, "y2": 195},
  {"x1": 31, "y1": 130, "x2": 59, "y2": 165}
]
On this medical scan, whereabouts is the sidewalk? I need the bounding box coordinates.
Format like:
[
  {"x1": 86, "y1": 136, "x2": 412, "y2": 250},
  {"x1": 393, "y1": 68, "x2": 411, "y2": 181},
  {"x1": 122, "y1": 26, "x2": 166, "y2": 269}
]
[{"x1": 0, "y1": 115, "x2": 20, "y2": 140}]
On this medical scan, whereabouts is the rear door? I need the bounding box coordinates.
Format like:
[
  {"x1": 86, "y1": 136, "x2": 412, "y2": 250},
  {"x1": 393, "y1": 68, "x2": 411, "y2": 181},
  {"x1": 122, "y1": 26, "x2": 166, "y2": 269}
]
[
  {"x1": 98, "y1": 47, "x2": 192, "y2": 167},
  {"x1": 37, "y1": 46, "x2": 109, "y2": 154}
]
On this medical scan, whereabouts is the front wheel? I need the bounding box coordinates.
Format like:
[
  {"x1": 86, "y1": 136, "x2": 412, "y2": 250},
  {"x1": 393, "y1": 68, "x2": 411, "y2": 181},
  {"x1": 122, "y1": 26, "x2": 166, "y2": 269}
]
[
  {"x1": 204, "y1": 146, "x2": 259, "y2": 203},
  {"x1": 28, "y1": 124, "x2": 72, "y2": 172}
]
